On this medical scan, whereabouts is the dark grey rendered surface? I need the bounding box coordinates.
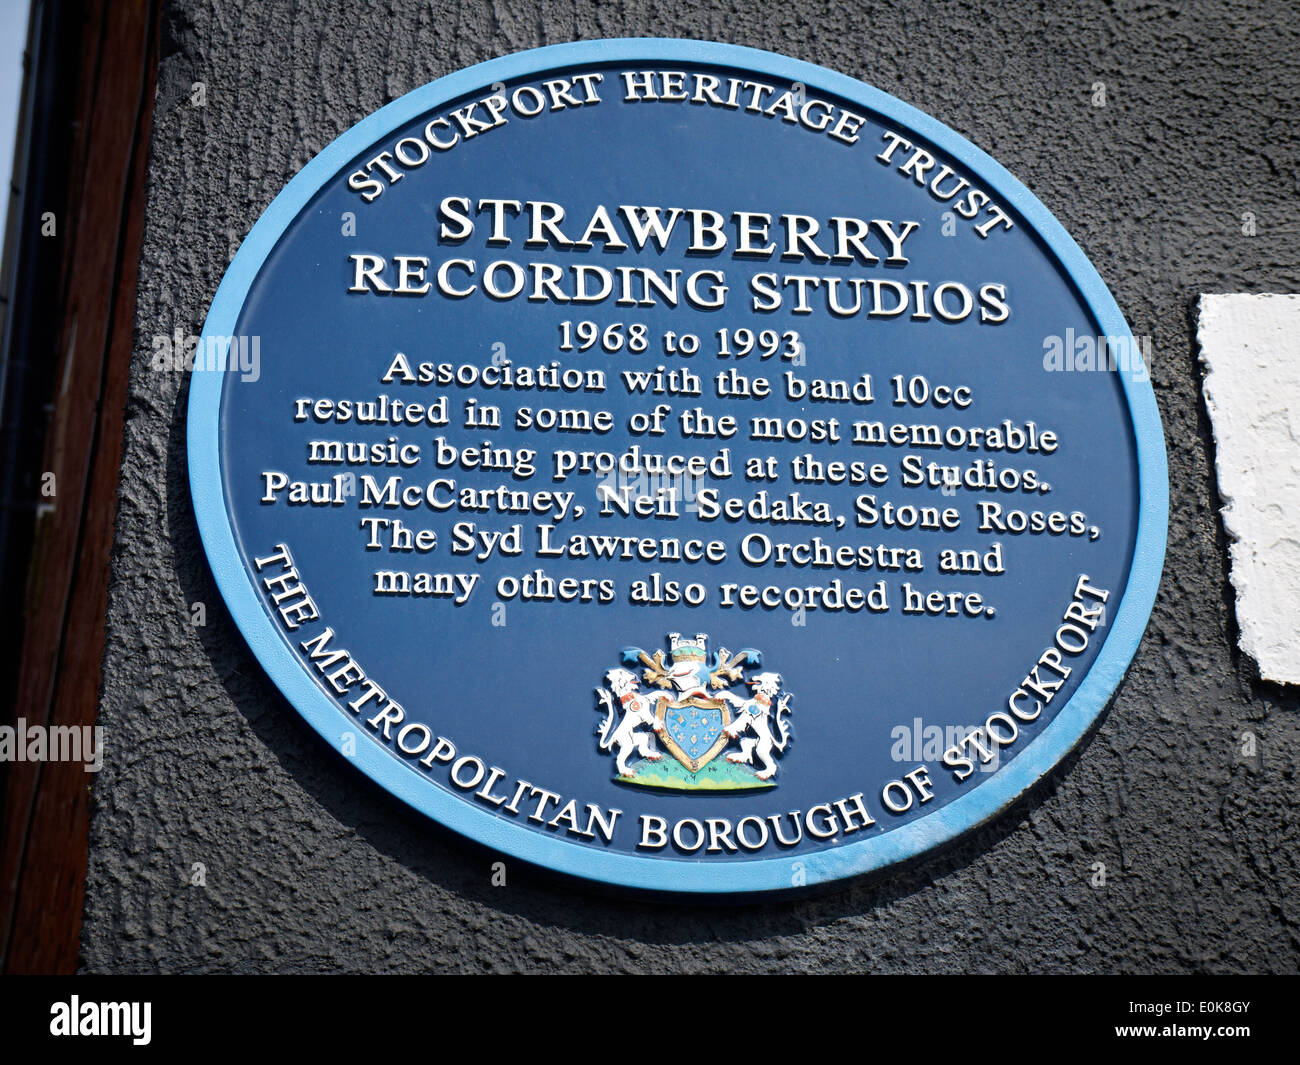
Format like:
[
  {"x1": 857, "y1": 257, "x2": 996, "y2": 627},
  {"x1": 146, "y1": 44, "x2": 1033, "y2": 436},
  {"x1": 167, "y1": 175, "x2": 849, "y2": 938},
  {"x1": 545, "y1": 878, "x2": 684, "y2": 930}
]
[{"x1": 81, "y1": 0, "x2": 1300, "y2": 972}]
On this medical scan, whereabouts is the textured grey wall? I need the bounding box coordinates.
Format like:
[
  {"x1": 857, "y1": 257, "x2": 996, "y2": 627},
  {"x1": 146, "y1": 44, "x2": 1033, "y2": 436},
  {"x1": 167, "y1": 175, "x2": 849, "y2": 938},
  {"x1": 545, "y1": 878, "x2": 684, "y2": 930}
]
[{"x1": 82, "y1": 0, "x2": 1300, "y2": 973}]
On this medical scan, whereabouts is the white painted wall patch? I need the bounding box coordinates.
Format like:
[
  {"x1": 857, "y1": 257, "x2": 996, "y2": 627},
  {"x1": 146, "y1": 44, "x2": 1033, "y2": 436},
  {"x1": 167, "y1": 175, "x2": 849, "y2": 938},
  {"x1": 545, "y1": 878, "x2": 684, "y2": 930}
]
[{"x1": 1198, "y1": 293, "x2": 1300, "y2": 685}]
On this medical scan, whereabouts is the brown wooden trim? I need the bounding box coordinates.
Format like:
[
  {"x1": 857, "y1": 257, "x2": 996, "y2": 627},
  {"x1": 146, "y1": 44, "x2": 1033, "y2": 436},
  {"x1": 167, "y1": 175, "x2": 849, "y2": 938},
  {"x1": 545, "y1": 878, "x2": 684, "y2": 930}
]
[{"x1": 0, "y1": 0, "x2": 159, "y2": 974}]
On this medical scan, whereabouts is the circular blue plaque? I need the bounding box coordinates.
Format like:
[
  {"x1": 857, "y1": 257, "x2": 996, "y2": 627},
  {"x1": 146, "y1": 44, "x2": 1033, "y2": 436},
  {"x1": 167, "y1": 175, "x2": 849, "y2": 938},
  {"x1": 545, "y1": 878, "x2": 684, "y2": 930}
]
[{"x1": 188, "y1": 39, "x2": 1167, "y2": 894}]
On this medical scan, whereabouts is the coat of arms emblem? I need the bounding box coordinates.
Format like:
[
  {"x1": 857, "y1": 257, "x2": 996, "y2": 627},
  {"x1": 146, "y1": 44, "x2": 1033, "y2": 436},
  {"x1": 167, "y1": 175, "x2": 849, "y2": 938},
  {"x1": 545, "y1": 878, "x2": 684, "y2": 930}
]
[{"x1": 595, "y1": 633, "x2": 793, "y2": 791}]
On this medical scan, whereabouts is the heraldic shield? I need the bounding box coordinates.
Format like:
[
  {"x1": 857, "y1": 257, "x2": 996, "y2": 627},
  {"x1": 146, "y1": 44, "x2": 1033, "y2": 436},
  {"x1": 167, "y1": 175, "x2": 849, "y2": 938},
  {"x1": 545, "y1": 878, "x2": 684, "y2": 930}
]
[
  {"x1": 594, "y1": 632, "x2": 794, "y2": 792},
  {"x1": 658, "y1": 695, "x2": 732, "y2": 774}
]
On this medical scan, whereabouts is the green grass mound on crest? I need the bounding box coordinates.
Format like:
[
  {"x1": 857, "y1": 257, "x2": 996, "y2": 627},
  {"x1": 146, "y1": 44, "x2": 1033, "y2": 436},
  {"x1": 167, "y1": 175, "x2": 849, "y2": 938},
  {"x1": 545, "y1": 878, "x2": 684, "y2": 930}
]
[{"x1": 616, "y1": 757, "x2": 775, "y2": 791}]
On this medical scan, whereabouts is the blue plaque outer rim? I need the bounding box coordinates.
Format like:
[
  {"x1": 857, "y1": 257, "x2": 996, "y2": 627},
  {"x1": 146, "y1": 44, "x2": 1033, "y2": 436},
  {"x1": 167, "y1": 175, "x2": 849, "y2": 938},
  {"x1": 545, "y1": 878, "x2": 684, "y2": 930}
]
[{"x1": 187, "y1": 38, "x2": 1169, "y2": 895}]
